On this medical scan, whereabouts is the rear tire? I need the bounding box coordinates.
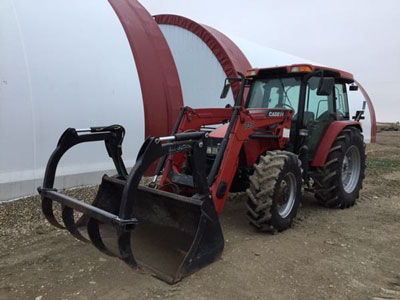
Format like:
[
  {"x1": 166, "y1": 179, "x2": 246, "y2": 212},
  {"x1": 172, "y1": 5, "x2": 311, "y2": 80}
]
[
  {"x1": 313, "y1": 127, "x2": 366, "y2": 208},
  {"x1": 246, "y1": 151, "x2": 302, "y2": 233}
]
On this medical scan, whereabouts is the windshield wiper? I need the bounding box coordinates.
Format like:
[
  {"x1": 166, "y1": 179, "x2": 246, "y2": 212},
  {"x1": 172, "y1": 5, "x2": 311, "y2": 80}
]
[{"x1": 278, "y1": 78, "x2": 294, "y2": 108}]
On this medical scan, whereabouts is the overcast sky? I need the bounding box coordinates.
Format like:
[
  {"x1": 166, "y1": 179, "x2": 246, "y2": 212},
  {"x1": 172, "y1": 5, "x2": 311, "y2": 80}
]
[{"x1": 141, "y1": 0, "x2": 399, "y2": 122}]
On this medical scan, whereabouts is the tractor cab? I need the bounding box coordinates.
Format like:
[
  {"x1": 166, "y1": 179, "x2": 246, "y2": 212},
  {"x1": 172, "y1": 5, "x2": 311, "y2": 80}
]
[{"x1": 243, "y1": 64, "x2": 356, "y2": 158}]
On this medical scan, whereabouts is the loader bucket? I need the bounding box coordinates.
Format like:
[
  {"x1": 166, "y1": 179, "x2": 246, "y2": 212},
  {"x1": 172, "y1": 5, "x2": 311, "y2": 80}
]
[
  {"x1": 91, "y1": 175, "x2": 224, "y2": 283},
  {"x1": 38, "y1": 126, "x2": 224, "y2": 283}
]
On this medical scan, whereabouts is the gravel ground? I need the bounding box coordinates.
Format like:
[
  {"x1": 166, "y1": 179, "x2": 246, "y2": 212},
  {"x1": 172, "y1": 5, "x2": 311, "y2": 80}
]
[{"x1": 1, "y1": 130, "x2": 399, "y2": 300}]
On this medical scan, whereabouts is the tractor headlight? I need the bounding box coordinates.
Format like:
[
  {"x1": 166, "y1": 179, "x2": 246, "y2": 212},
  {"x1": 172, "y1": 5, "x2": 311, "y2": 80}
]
[
  {"x1": 206, "y1": 146, "x2": 219, "y2": 155},
  {"x1": 206, "y1": 139, "x2": 222, "y2": 156}
]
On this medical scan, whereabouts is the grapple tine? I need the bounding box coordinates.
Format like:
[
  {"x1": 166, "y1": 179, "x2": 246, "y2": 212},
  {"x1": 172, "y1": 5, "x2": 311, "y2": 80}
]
[
  {"x1": 117, "y1": 229, "x2": 137, "y2": 266},
  {"x1": 61, "y1": 205, "x2": 89, "y2": 243},
  {"x1": 41, "y1": 197, "x2": 65, "y2": 229},
  {"x1": 87, "y1": 217, "x2": 118, "y2": 257}
]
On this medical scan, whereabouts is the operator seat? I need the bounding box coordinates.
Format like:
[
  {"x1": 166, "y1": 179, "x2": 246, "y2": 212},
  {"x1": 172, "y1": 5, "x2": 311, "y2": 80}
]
[{"x1": 303, "y1": 111, "x2": 315, "y2": 126}]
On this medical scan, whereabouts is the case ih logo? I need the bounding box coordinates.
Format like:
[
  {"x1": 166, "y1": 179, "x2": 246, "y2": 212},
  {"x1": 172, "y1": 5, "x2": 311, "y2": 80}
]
[{"x1": 268, "y1": 111, "x2": 285, "y2": 117}]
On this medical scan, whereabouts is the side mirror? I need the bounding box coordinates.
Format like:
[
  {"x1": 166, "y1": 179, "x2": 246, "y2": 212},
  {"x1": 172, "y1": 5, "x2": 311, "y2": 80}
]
[
  {"x1": 349, "y1": 85, "x2": 359, "y2": 91},
  {"x1": 317, "y1": 77, "x2": 335, "y2": 96},
  {"x1": 220, "y1": 79, "x2": 230, "y2": 99}
]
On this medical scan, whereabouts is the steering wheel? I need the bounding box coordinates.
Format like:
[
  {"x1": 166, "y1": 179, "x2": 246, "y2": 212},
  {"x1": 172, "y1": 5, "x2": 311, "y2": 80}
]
[{"x1": 282, "y1": 103, "x2": 294, "y2": 111}]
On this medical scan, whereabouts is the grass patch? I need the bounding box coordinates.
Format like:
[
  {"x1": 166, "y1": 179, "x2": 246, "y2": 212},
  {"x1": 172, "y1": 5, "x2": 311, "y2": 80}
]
[{"x1": 367, "y1": 158, "x2": 400, "y2": 169}]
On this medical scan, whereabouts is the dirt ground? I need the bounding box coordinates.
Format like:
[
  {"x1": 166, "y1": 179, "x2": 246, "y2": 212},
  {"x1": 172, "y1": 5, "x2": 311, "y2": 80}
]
[{"x1": 1, "y1": 130, "x2": 400, "y2": 300}]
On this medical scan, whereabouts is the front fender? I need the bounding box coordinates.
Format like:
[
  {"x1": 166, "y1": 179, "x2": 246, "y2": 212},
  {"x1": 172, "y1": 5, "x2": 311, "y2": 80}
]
[{"x1": 311, "y1": 121, "x2": 362, "y2": 167}]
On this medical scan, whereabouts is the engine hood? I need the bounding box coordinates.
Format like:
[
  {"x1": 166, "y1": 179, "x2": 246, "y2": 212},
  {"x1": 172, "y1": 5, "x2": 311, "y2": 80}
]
[{"x1": 209, "y1": 123, "x2": 228, "y2": 139}]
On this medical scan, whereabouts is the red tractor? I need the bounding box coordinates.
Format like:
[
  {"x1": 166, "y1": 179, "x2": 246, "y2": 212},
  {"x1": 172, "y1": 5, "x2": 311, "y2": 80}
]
[{"x1": 39, "y1": 64, "x2": 366, "y2": 283}]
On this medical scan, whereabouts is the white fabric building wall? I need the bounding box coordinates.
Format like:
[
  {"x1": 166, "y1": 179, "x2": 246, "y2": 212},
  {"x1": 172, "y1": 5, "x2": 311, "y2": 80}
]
[
  {"x1": 159, "y1": 24, "x2": 234, "y2": 108},
  {"x1": 231, "y1": 35, "x2": 316, "y2": 67},
  {"x1": 0, "y1": 0, "x2": 145, "y2": 201}
]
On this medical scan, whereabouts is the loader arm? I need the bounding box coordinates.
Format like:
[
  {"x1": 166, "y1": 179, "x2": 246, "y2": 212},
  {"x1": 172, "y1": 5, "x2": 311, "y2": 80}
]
[{"x1": 159, "y1": 106, "x2": 294, "y2": 214}]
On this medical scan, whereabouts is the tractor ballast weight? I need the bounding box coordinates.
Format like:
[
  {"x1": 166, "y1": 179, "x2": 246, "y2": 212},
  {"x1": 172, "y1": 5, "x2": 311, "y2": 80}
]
[{"x1": 38, "y1": 125, "x2": 224, "y2": 283}]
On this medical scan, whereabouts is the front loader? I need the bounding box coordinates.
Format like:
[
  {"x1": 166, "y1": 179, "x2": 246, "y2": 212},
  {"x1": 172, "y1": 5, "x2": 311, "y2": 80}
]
[{"x1": 38, "y1": 64, "x2": 366, "y2": 283}]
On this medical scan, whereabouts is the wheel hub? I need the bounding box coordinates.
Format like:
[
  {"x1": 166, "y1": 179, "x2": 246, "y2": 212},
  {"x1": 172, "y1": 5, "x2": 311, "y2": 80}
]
[
  {"x1": 277, "y1": 172, "x2": 296, "y2": 218},
  {"x1": 342, "y1": 146, "x2": 361, "y2": 193}
]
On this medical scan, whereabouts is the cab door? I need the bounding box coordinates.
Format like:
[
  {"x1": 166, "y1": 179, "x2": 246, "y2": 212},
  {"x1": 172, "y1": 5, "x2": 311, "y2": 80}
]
[
  {"x1": 302, "y1": 76, "x2": 336, "y2": 156},
  {"x1": 335, "y1": 83, "x2": 350, "y2": 120}
]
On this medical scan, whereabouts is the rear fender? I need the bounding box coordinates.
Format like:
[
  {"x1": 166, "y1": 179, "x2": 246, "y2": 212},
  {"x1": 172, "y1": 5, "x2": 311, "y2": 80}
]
[{"x1": 311, "y1": 121, "x2": 362, "y2": 167}]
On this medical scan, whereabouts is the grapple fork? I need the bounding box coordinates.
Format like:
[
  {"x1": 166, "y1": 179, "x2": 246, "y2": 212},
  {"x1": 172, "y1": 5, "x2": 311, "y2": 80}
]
[{"x1": 38, "y1": 125, "x2": 224, "y2": 283}]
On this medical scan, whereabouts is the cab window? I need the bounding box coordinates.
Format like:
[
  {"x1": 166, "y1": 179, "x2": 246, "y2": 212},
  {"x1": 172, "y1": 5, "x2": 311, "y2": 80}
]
[
  {"x1": 335, "y1": 83, "x2": 349, "y2": 120},
  {"x1": 304, "y1": 76, "x2": 334, "y2": 123},
  {"x1": 303, "y1": 76, "x2": 335, "y2": 154},
  {"x1": 247, "y1": 77, "x2": 301, "y2": 116}
]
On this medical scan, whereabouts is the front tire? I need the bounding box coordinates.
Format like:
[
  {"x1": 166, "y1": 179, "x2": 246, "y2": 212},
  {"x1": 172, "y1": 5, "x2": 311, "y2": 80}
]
[
  {"x1": 246, "y1": 151, "x2": 302, "y2": 233},
  {"x1": 313, "y1": 127, "x2": 366, "y2": 208}
]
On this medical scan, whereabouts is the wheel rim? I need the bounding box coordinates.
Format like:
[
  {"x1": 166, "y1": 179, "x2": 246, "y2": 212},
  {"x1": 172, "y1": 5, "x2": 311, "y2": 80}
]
[
  {"x1": 277, "y1": 172, "x2": 297, "y2": 218},
  {"x1": 342, "y1": 146, "x2": 361, "y2": 193}
]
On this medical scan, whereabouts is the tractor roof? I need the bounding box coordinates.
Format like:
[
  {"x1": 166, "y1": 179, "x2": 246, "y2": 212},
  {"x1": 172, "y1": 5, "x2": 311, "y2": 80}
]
[{"x1": 246, "y1": 64, "x2": 354, "y2": 83}]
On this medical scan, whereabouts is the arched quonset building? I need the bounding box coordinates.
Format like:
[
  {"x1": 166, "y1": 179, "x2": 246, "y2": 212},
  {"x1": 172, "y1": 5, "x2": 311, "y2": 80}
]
[
  {"x1": 155, "y1": 14, "x2": 376, "y2": 143},
  {"x1": 0, "y1": 2, "x2": 375, "y2": 201},
  {"x1": 0, "y1": 0, "x2": 183, "y2": 201}
]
